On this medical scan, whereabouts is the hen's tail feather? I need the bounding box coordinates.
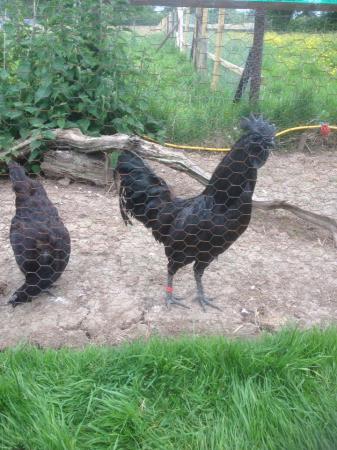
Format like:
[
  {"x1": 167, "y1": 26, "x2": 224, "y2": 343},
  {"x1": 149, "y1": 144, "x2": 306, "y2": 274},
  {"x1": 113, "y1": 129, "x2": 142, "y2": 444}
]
[
  {"x1": 8, "y1": 162, "x2": 30, "y2": 190},
  {"x1": 115, "y1": 151, "x2": 173, "y2": 229}
]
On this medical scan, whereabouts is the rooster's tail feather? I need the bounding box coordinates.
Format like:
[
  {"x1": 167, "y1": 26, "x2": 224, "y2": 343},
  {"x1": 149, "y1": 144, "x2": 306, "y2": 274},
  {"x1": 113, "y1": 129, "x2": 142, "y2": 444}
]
[{"x1": 114, "y1": 151, "x2": 172, "y2": 230}]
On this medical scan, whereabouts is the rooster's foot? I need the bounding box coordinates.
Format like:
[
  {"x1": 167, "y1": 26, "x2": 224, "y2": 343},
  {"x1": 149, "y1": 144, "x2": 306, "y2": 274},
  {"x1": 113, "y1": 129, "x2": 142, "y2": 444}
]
[
  {"x1": 196, "y1": 295, "x2": 222, "y2": 312},
  {"x1": 165, "y1": 294, "x2": 190, "y2": 309}
]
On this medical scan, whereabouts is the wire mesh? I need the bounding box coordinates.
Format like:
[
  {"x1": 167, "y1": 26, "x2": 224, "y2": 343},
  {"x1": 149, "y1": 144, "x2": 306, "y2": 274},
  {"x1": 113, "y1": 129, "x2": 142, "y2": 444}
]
[{"x1": 0, "y1": 1, "x2": 336, "y2": 342}]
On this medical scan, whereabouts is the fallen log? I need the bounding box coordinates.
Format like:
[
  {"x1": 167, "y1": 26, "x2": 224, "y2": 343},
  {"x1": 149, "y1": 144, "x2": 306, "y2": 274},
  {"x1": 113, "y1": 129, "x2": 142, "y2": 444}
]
[
  {"x1": 41, "y1": 151, "x2": 111, "y2": 186},
  {"x1": 5, "y1": 127, "x2": 337, "y2": 245},
  {"x1": 11, "y1": 128, "x2": 210, "y2": 185}
]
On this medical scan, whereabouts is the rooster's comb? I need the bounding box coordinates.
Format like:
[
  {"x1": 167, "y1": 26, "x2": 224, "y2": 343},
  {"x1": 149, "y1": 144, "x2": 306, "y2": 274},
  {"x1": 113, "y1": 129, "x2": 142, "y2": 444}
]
[{"x1": 240, "y1": 114, "x2": 276, "y2": 138}]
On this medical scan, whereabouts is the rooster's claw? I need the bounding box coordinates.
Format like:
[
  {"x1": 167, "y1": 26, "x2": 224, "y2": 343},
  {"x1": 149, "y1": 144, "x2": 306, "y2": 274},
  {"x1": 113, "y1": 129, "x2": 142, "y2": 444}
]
[
  {"x1": 196, "y1": 296, "x2": 222, "y2": 312},
  {"x1": 165, "y1": 294, "x2": 190, "y2": 309}
]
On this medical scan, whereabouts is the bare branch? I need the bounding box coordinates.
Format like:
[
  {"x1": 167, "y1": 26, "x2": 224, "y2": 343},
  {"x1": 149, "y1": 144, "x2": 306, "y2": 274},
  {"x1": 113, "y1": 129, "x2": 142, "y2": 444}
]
[{"x1": 254, "y1": 200, "x2": 337, "y2": 246}]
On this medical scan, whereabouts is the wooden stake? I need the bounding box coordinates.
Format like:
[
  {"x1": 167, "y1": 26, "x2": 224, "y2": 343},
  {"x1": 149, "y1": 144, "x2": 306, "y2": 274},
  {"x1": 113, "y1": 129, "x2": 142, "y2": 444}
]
[{"x1": 211, "y1": 9, "x2": 225, "y2": 90}]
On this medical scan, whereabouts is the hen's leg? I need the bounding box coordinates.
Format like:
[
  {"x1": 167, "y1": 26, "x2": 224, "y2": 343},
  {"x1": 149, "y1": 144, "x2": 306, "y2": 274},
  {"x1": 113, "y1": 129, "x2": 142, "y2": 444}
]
[
  {"x1": 8, "y1": 271, "x2": 53, "y2": 307},
  {"x1": 165, "y1": 270, "x2": 189, "y2": 309},
  {"x1": 8, "y1": 285, "x2": 32, "y2": 307},
  {"x1": 194, "y1": 267, "x2": 222, "y2": 312}
]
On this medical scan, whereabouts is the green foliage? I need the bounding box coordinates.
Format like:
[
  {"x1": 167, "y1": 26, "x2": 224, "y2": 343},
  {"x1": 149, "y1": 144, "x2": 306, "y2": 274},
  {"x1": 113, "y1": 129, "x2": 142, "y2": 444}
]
[
  {"x1": 0, "y1": 328, "x2": 337, "y2": 449},
  {"x1": 116, "y1": 6, "x2": 165, "y2": 26},
  {"x1": 0, "y1": 0, "x2": 164, "y2": 168}
]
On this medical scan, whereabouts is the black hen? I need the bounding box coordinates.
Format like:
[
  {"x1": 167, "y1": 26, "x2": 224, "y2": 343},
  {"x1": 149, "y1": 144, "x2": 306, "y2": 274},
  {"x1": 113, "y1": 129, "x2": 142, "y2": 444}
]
[
  {"x1": 115, "y1": 115, "x2": 276, "y2": 310},
  {"x1": 8, "y1": 162, "x2": 71, "y2": 307}
]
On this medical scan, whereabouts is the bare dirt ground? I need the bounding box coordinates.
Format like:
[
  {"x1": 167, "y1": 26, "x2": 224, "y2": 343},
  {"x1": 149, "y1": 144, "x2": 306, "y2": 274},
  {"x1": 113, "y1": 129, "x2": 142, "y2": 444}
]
[{"x1": 0, "y1": 147, "x2": 337, "y2": 348}]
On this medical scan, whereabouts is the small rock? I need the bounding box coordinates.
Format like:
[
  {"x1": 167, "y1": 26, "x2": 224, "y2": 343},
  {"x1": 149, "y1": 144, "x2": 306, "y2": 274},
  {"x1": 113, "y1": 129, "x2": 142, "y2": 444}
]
[
  {"x1": 58, "y1": 178, "x2": 71, "y2": 187},
  {"x1": 0, "y1": 282, "x2": 8, "y2": 296},
  {"x1": 52, "y1": 296, "x2": 69, "y2": 304}
]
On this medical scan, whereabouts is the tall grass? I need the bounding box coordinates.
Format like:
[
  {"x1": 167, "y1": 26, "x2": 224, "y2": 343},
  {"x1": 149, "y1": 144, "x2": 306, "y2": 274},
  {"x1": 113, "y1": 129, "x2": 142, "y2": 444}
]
[
  {"x1": 128, "y1": 33, "x2": 249, "y2": 144},
  {"x1": 128, "y1": 31, "x2": 337, "y2": 144},
  {"x1": 1, "y1": 328, "x2": 337, "y2": 449}
]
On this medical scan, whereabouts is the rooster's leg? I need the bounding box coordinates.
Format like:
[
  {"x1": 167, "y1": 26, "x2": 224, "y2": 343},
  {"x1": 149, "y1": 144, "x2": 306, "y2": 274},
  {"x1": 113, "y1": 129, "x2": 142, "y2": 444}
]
[
  {"x1": 165, "y1": 273, "x2": 189, "y2": 309},
  {"x1": 194, "y1": 270, "x2": 222, "y2": 312}
]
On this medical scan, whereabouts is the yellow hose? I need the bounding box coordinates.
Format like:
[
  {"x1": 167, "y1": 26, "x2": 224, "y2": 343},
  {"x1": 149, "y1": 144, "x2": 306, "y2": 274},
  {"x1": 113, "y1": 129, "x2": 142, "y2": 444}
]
[
  {"x1": 143, "y1": 124, "x2": 337, "y2": 153},
  {"x1": 276, "y1": 125, "x2": 337, "y2": 138},
  {"x1": 165, "y1": 142, "x2": 229, "y2": 152}
]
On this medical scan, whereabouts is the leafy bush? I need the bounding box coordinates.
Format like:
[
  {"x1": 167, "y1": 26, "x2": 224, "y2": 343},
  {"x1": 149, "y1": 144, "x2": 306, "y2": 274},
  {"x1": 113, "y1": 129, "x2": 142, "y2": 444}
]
[
  {"x1": 0, "y1": 0, "x2": 164, "y2": 168},
  {"x1": 268, "y1": 11, "x2": 337, "y2": 33},
  {"x1": 288, "y1": 12, "x2": 337, "y2": 32}
]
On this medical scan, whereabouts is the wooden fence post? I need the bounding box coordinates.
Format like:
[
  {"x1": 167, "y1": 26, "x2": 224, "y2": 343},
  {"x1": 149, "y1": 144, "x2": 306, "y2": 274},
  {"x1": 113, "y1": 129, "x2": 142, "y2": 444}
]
[
  {"x1": 249, "y1": 9, "x2": 266, "y2": 103},
  {"x1": 211, "y1": 9, "x2": 225, "y2": 90},
  {"x1": 233, "y1": 47, "x2": 253, "y2": 102},
  {"x1": 201, "y1": 8, "x2": 208, "y2": 35},
  {"x1": 192, "y1": 7, "x2": 201, "y2": 65},
  {"x1": 196, "y1": 8, "x2": 208, "y2": 78}
]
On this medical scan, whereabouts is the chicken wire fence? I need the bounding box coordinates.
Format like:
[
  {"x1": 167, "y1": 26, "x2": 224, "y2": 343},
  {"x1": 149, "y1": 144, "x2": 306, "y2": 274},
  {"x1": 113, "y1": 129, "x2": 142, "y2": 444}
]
[{"x1": 0, "y1": 0, "x2": 336, "y2": 320}]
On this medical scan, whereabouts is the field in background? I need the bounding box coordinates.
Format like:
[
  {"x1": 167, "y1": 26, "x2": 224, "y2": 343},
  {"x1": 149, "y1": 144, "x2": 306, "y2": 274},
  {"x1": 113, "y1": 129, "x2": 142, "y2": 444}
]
[
  {"x1": 128, "y1": 29, "x2": 337, "y2": 144},
  {"x1": 1, "y1": 328, "x2": 337, "y2": 449}
]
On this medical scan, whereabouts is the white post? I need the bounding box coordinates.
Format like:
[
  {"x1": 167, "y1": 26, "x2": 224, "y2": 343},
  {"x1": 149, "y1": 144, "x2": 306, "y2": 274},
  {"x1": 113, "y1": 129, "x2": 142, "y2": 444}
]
[{"x1": 176, "y1": 7, "x2": 184, "y2": 51}]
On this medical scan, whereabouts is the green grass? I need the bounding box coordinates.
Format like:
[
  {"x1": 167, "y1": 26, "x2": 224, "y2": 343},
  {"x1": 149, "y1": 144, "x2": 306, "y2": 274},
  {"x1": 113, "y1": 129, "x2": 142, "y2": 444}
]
[
  {"x1": 127, "y1": 31, "x2": 337, "y2": 144},
  {"x1": 128, "y1": 33, "x2": 249, "y2": 144},
  {"x1": 1, "y1": 328, "x2": 337, "y2": 449}
]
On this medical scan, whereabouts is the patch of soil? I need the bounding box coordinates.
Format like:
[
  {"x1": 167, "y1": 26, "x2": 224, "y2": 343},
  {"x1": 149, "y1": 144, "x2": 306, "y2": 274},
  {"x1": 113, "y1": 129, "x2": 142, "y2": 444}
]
[{"x1": 0, "y1": 148, "x2": 336, "y2": 348}]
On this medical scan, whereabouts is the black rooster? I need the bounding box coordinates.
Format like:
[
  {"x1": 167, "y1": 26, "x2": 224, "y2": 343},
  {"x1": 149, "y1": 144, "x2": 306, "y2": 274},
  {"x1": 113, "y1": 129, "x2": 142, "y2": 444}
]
[
  {"x1": 8, "y1": 162, "x2": 71, "y2": 307},
  {"x1": 115, "y1": 115, "x2": 276, "y2": 310}
]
